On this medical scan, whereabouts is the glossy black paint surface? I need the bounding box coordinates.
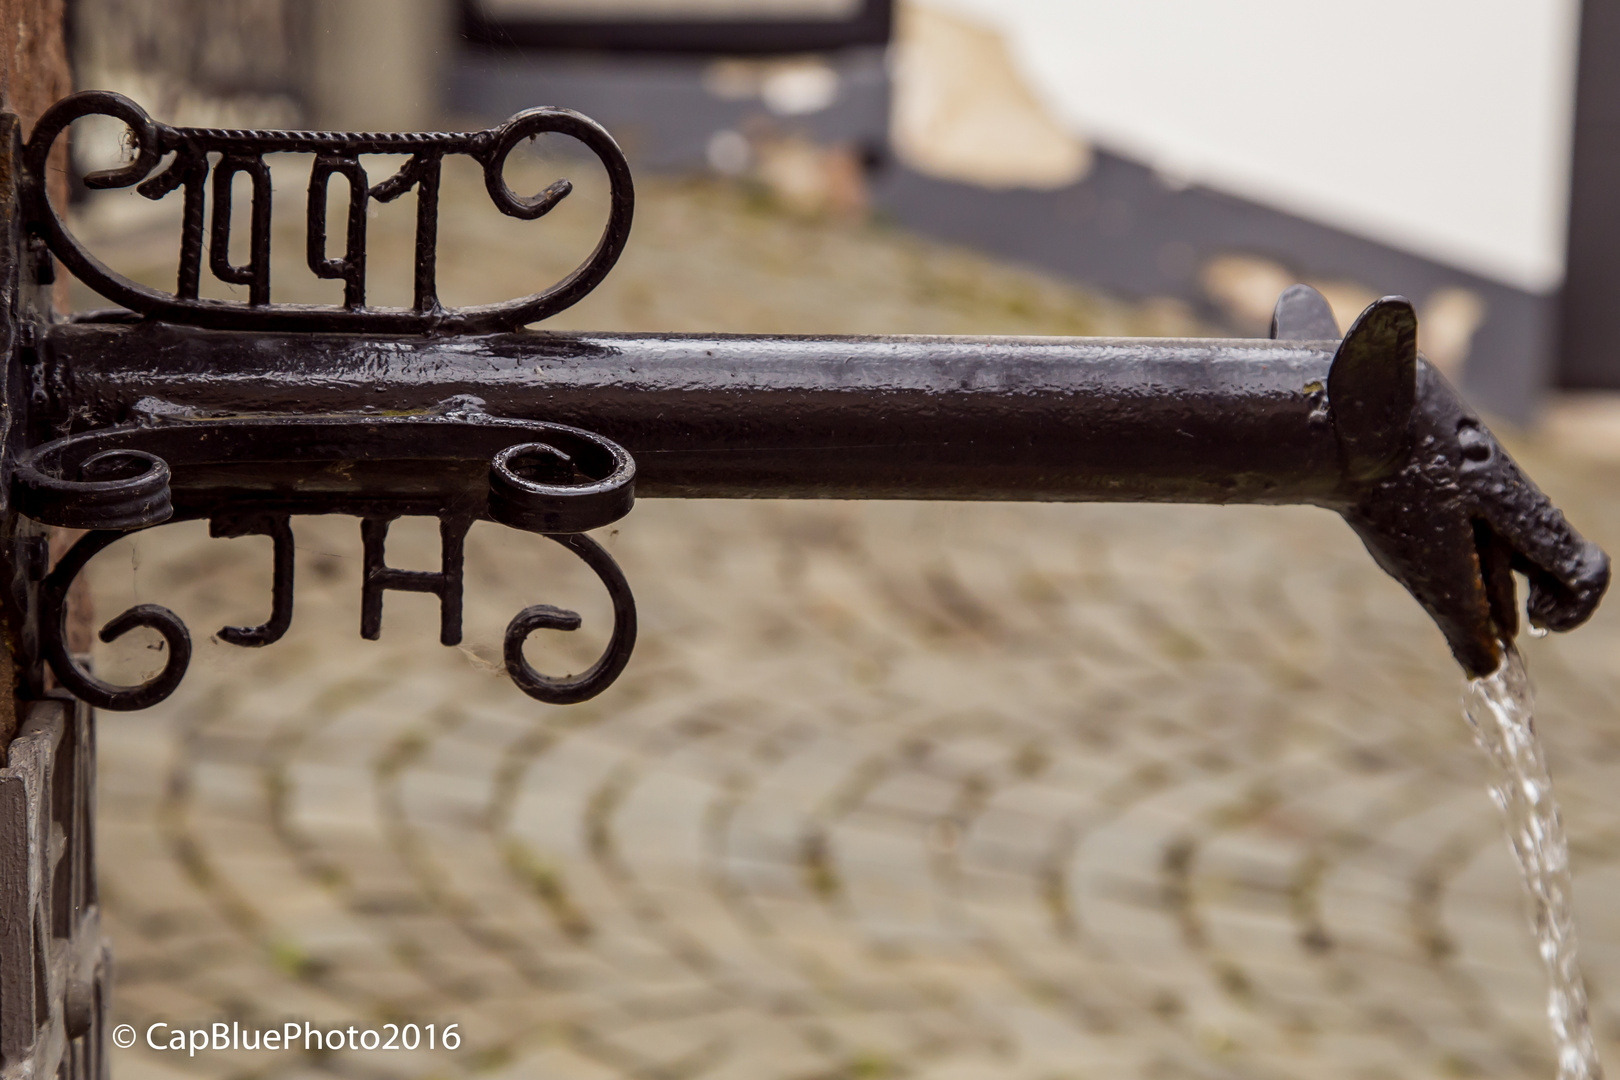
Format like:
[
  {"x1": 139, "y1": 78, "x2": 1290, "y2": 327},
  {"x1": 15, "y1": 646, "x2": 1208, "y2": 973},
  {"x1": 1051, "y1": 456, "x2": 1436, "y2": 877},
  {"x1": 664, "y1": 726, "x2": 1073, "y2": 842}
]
[
  {"x1": 40, "y1": 309, "x2": 1612, "y2": 679},
  {"x1": 13, "y1": 96, "x2": 1613, "y2": 692},
  {"x1": 46, "y1": 324, "x2": 1345, "y2": 504}
]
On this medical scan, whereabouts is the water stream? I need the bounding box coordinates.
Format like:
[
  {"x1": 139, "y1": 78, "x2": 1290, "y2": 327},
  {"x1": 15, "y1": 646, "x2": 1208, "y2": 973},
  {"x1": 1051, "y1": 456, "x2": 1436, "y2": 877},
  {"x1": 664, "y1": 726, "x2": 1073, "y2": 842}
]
[{"x1": 1463, "y1": 644, "x2": 1604, "y2": 1080}]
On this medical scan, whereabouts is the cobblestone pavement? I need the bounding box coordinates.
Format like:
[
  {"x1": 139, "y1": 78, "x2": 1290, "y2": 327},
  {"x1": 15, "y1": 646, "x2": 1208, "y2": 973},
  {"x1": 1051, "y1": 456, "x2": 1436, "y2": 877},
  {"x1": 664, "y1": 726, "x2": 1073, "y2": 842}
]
[{"x1": 69, "y1": 169, "x2": 1620, "y2": 1080}]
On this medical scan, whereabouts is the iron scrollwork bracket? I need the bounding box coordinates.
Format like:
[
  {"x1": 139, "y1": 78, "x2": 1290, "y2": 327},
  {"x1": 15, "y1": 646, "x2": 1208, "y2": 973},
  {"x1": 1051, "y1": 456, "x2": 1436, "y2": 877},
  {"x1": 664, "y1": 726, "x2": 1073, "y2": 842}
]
[
  {"x1": 11, "y1": 92, "x2": 647, "y2": 712},
  {"x1": 14, "y1": 398, "x2": 639, "y2": 711},
  {"x1": 19, "y1": 90, "x2": 634, "y2": 332}
]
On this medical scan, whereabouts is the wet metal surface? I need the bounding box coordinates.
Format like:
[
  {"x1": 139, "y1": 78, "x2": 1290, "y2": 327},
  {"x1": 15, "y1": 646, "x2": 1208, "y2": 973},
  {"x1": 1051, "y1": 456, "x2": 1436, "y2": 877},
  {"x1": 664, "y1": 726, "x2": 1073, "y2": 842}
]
[{"x1": 28, "y1": 95, "x2": 1602, "y2": 687}]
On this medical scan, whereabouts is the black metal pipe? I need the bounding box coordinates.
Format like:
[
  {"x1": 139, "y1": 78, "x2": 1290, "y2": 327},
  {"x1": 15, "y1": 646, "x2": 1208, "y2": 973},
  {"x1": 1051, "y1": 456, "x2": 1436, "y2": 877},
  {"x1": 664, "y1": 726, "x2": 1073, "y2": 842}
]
[
  {"x1": 18, "y1": 92, "x2": 1611, "y2": 681},
  {"x1": 45, "y1": 323, "x2": 1346, "y2": 505},
  {"x1": 37, "y1": 296, "x2": 1613, "y2": 682}
]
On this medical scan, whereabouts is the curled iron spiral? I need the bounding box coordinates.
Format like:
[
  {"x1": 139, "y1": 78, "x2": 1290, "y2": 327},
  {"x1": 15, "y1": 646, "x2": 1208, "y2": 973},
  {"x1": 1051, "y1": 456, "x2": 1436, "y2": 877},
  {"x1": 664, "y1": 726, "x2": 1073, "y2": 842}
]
[
  {"x1": 40, "y1": 528, "x2": 192, "y2": 711},
  {"x1": 506, "y1": 533, "x2": 638, "y2": 705}
]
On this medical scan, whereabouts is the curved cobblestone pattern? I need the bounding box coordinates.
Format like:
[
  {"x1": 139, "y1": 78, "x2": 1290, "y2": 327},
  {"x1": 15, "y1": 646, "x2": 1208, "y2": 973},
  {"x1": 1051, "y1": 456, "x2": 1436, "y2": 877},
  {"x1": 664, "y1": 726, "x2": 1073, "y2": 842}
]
[{"x1": 71, "y1": 172, "x2": 1620, "y2": 1080}]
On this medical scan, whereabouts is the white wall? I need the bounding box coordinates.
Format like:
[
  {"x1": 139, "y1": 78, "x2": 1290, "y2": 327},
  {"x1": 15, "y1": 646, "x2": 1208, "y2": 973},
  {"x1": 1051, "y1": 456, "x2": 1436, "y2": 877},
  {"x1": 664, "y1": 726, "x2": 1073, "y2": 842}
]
[{"x1": 925, "y1": 0, "x2": 1582, "y2": 293}]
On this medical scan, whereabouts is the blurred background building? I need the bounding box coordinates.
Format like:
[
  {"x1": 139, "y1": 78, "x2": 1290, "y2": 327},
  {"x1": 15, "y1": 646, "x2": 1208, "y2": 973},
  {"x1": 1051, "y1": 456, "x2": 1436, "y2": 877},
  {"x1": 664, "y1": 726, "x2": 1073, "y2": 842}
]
[{"x1": 64, "y1": 0, "x2": 1613, "y2": 419}]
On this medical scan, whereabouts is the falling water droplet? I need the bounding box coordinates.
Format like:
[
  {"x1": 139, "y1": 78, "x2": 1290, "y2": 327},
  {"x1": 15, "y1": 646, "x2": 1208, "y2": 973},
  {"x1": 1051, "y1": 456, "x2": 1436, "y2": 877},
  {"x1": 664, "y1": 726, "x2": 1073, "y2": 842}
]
[{"x1": 1464, "y1": 644, "x2": 1603, "y2": 1080}]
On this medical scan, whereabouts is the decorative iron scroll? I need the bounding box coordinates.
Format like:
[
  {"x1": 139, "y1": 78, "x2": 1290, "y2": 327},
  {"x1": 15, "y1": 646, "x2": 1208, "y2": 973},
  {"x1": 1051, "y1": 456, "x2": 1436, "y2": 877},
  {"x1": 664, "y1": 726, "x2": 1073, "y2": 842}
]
[
  {"x1": 20, "y1": 91, "x2": 635, "y2": 333},
  {"x1": 15, "y1": 399, "x2": 638, "y2": 710}
]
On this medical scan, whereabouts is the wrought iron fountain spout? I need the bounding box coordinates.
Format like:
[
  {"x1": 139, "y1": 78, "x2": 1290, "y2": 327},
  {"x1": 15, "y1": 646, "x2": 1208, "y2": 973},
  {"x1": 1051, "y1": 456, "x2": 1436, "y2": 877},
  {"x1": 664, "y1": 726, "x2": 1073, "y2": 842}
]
[
  {"x1": 8, "y1": 89, "x2": 1610, "y2": 713},
  {"x1": 3, "y1": 89, "x2": 1610, "y2": 1080},
  {"x1": 1283, "y1": 285, "x2": 1608, "y2": 677}
]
